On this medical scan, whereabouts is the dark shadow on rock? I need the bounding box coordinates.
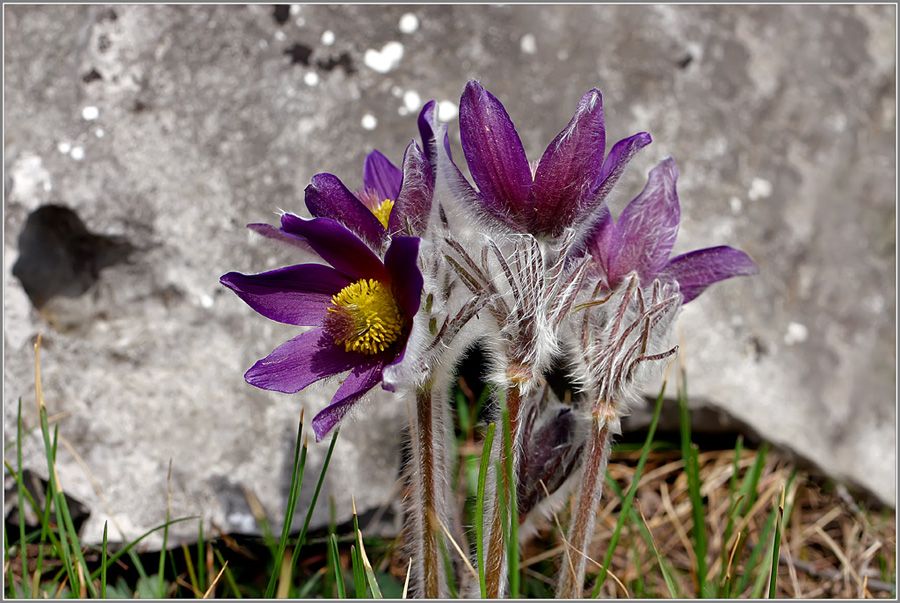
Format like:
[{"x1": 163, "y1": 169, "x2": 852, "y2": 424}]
[{"x1": 12, "y1": 204, "x2": 135, "y2": 309}]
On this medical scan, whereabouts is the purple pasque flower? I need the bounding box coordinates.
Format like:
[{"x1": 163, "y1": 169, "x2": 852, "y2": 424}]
[
  {"x1": 220, "y1": 216, "x2": 423, "y2": 441},
  {"x1": 584, "y1": 157, "x2": 759, "y2": 303},
  {"x1": 304, "y1": 103, "x2": 442, "y2": 251},
  {"x1": 454, "y1": 79, "x2": 651, "y2": 238}
]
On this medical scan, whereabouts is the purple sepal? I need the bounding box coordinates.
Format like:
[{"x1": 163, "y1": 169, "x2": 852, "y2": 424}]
[
  {"x1": 247, "y1": 222, "x2": 316, "y2": 255},
  {"x1": 660, "y1": 246, "x2": 760, "y2": 303},
  {"x1": 220, "y1": 264, "x2": 349, "y2": 326},
  {"x1": 362, "y1": 150, "x2": 402, "y2": 201},
  {"x1": 607, "y1": 158, "x2": 680, "y2": 283},
  {"x1": 459, "y1": 80, "x2": 534, "y2": 226},
  {"x1": 418, "y1": 100, "x2": 452, "y2": 169},
  {"x1": 389, "y1": 141, "x2": 434, "y2": 237},
  {"x1": 244, "y1": 328, "x2": 363, "y2": 394},
  {"x1": 384, "y1": 236, "x2": 423, "y2": 318},
  {"x1": 304, "y1": 174, "x2": 387, "y2": 251},
  {"x1": 585, "y1": 131, "x2": 652, "y2": 219},
  {"x1": 531, "y1": 89, "x2": 606, "y2": 236},
  {"x1": 279, "y1": 214, "x2": 388, "y2": 283},
  {"x1": 311, "y1": 357, "x2": 386, "y2": 441}
]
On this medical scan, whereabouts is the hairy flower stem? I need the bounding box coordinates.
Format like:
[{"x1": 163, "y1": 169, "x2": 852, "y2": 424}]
[
  {"x1": 556, "y1": 410, "x2": 613, "y2": 599},
  {"x1": 408, "y1": 382, "x2": 449, "y2": 598},
  {"x1": 483, "y1": 383, "x2": 523, "y2": 598}
]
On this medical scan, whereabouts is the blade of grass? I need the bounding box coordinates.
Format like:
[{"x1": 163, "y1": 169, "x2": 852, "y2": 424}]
[
  {"x1": 211, "y1": 545, "x2": 242, "y2": 598},
  {"x1": 264, "y1": 414, "x2": 307, "y2": 599},
  {"x1": 181, "y1": 542, "x2": 199, "y2": 597},
  {"x1": 502, "y1": 403, "x2": 519, "y2": 599},
  {"x1": 290, "y1": 428, "x2": 340, "y2": 573},
  {"x1": 353, "y1": 497, "x2": 383, "y2": 598},
  {"x1": 677, "y1": 368, "x2": 707, "y2": 596},
  {"x1": 157, "y1": 460, "x2": 173, "y2": 598},
  {"x1": 637, "y1": 499, "x2": 681, "y2": 597},
  {"x1": 296, "y1": 566, "x2": 325, "y2": 598},
  {"x1": 476, "y1": 422, "x2": 496, "y2": 598},
  {"x1": 592, "y1": 380, "x2": 668, "y2": 597},
  {"x1": 101, "y1": 522, "x2": 108, "y2": 599},
  {"x1": 197, "y1": 520, "x2": 206, "y2": 592},
  {"x1": 350, "y1": 543, "x2": 366, "y2": 598},
  {"x1": 736, "y1": 499, "x2": 779, "y2": 595},
  {"x1": 15, "y1": 398, "x2": 30, "y2": 599},
  {"x1": 328, "y1": 533, "x2": 347, "y2": 598},
  {"x1": 768, "y1": 485, "x2": 786, "y2": 598},
  {"x1": 88, "y1": 516, "x2": 196, "y2": 582}
]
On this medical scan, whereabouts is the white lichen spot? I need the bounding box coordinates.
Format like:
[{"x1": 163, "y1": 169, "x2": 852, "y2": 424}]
[
  {"x1": 398, "y1": 106, "x2": 409, "y2": 116},
  {"x1": 274, "y1": 30, "x2": 287, "y2": 42},
  {"x1": 557, "y1": 49, "x2": 569, "y2": 61},
  {"x1": 43, "y1": 181, "x2": 53, "y2": 192},
  {"x1": 391, "y1": 85, "x2": 404, "y2": 98},
  {"x1": 784, "y1": 322, "x2": 808, "y2": 345},
  {"x1": 729, "y1": 196, "x2": 743, "y2": 214},
  {"x1": 399, "y1": 13, "x2": 419, "y2": 34},
  {"x1": 520, "y1": 33, "x2": 537, "y2": 54},
  {"x1": 289, "y1": 4, "x2": 301, "y2": 16},
  {"x1": 95, "y1": 128, "x2": 105, "y2": 138},
  {"x1": 403, "y1": 90, "x2": 422, "y2": 112},
  {"x1": 321, "y1": 30, "x2": 335, "y2": 46},
  {"x1": 361, "y1": 113, "x2": 378, "y2": 130},
  {"x1": 70, "y1": 146, "x2": 85, "y2": 161},
  {"x1": 295, "y1": 17, "x2": 305, "y2": 27},
  {"x1": 259, "y1": 39, "x2": 269, "y2": 50},
  {"x1": 82, "y1": 106, "x2": 100, "y2": 121},
  {"x1": 57, "y1": 141, "x2": 72, "y2": 155},
  {"x1": 200, "y1": 293, "x2": 214, "y2": 309},
  {"x1": 364, "y1": 41, "x2": 404, "y2": 74},
  {"x1": 748, "y1": 177, "x2": 772, "y2": 201},
  {"x1": 437, "y1": 100, "x2": 459, "y2": 121},
  {"x1": 304, "y1": 71, "x2": 319, "y2": 86}
]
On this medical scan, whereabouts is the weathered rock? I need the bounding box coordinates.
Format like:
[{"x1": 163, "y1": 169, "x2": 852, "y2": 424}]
[{"x1": 4, "y1": 4, "x2": 895, "y2": 549}]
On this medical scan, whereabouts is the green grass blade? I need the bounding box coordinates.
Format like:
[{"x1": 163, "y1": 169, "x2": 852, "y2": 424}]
[
  {"x1": 291, "y1": 428, "x2": 340, "y2": 573},
  {"x1": 88, "y1": 516, "x2": 196, "y2": 581},
  {"x1": 197, "y1": 520, "x2": 206, "y2": 592},
  {"x1": 101, "y1": 522, "x2": 108, "y2": 599},
  {"x1": 157, "y1": 462, "x2": 173, "y2": 598},
  {"x1": 592, "y1": 381, "x2": 668, "y2": 597},
  {"x1": 637, "y1": 500, "x2": 681, "y2": 598},
  {"x1": 768, "y1": 488, "x2": 784, "y2": 598},
  {"x1": 15, "y1": 398, "x2": 30, "y2": 599},
  {"x1": 476, "y1": 422, "x2": 496, "y2": 598},
  {"x1": 351, "y1": 543, "x2": 366, "y2": 598},
  {"x1": 328, "y1": 533, "x2": 347, "y2": 598},
  {"x1": 212, "y1": 545, "x2": 243, "y2": 598},
  {"x1": 296, "y1": 567, "x2": 325, "y2": 598},
  {"x1": 739, "y1": 442, "x2": 770, "y2": 516},
  {"x1": 264, "y1": 416, "x2": 307, "y2": 599},
  {"x1": 677, "y1": 369, "x2": 707, "y2": 595},
  {"x1": 501, "y1": 402, "x2": 519, "y2": 599},
  {"x1": 736, "y1": 501, "x2": 778, "y2": 595}
]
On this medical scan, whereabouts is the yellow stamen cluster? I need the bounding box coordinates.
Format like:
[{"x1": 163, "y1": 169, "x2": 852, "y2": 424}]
[
  {"x1": 325, "y1": 279, "x2": 404, "y2": 355},
  {"x1": 372, "y1": 198, "x2": 395, "y2": 229}
]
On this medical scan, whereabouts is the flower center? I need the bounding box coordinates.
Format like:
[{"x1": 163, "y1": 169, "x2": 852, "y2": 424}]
[
  {"x1": 324, "y1": 279, "x2": 404, "y2": 354},
  {"x1": 372, "y1": 198, "x2": 395, "y2": 229}
]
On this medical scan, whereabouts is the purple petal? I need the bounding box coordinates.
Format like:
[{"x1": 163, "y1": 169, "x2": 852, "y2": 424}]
[
  {"x1": 459, "y1": 80, "x2": 534, "y2": 225},
  {"x1": 279, "y1": 214, "x2": 388, "y2": 282},
  {"x1": 362, "y1": 150, "x2": 403, "y2": 201},
  {"x1": 661, "y1": 246, "x2": 760, "y2": 304},
  {"x1": 530, "y1": 89, "x2": 606, "y2": 236},
  {"x1": 593, "y1": 132, "x2": 653, "y2": 204},
  {"x1": 417, "y1": 100, "x2": 452, "y2": 169},
  {"x1": 581, "y1": 203, "x2": 614, "y2": 280},
  {"x1": 608, "y1": 158, "x2": 680, "y2": 284},
  {"x1": 311, "y1": 356, "x2": 387, "y2": 441},
  {"x1": 383, "y1": 236, "x2": 423, "y2": 319},
  {"x1": 245, "y1": 328, "x2": 362, "y2": 394},
  {"x1": 247, "y1": 222, "x2": 316, "y2": 255},
  {"x1": 220, "y1": 264, "x2": 349, "y2": 326},
  {"x1": 304, "y1": 174, "x2": 386, "y2": 251},
  {"x1": 389, "y1": 141, "x2": 434, "y2": 237}
]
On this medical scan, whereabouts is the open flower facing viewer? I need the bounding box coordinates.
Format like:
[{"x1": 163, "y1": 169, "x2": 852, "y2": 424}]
[{"x1": 220, "y1": 215, "x2": 422, "y2": 441}]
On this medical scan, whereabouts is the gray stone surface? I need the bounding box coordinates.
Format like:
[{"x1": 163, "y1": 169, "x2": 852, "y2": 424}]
[{"x1": 4, "y1": 4, "x2": 895, "y2": 548}]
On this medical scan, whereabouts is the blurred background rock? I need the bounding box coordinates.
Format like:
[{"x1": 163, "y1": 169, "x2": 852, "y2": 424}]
[{"x1": 4, "y1": 4, "x2": 895, "y2": 548}]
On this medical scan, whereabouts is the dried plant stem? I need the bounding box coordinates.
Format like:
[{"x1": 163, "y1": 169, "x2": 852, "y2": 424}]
[
  {"x1": 556, "y1": 410, "x2": 613, "y2": 599},
  {"x1": 408, "y1": 383, "x2": 449, "y2": 598},
  {"x1": 483, "y1": 383, "x2": 523, "y2": 598}
]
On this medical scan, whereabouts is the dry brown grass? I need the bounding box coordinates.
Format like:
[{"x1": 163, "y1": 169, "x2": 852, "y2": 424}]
[{"x1": 520, "y1": 445, "x2": 896, "y2": 598}]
